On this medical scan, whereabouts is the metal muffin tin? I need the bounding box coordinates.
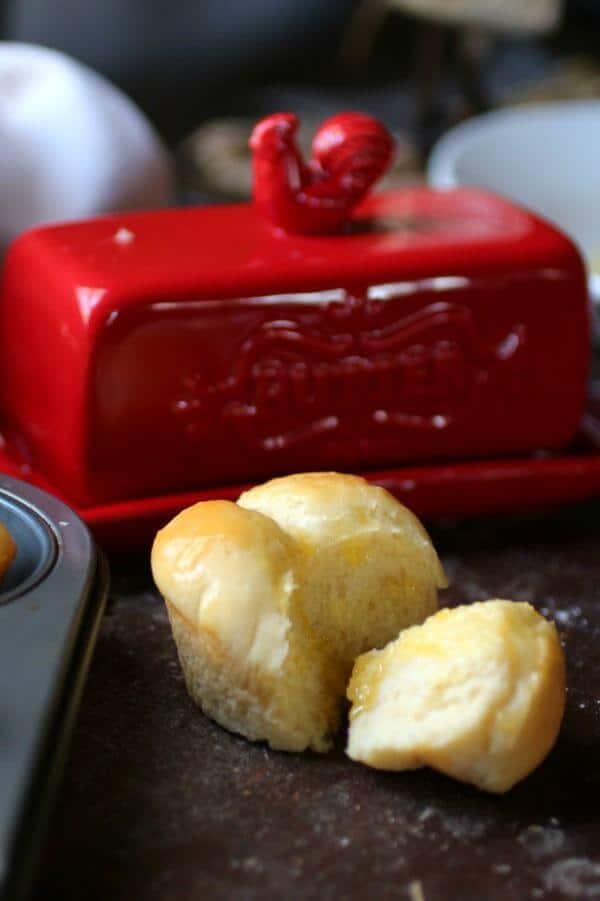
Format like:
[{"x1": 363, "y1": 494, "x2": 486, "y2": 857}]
[{"x1": 0, "y1": 476, "x2": 109, "y2": 901}]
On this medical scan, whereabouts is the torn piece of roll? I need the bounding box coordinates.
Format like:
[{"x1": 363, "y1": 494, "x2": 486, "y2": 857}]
[
  {"x1": 346, "y1": 600, "x2": 566, "y2": 792},
  {"x1": 152, "y1": 472, "x2": 446, "y2": 751}
]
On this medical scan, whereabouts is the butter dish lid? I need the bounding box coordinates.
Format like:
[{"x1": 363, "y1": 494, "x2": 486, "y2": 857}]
[
  {"x1": 4, "y1": 111, "x2": 582, "y2": 318},
  {"x1": 9, "y1": 187, "x2": 575, "y2": 308}
]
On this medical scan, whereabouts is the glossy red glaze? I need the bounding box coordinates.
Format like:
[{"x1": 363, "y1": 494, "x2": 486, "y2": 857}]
[
  {"x1": 250, "y1": 112, "x2": 394, "y2": 234},
  {"x1": 0, "y1": 186, "x2": 590, "y2": 509},
  {"x1": 1, "y1": 406, "x2": 600, "y2": 549}
]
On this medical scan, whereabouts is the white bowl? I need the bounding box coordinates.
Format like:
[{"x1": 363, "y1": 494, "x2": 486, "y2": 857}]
[{"x1": 428, "y1": 101, "x2": 600, "y2": 303}]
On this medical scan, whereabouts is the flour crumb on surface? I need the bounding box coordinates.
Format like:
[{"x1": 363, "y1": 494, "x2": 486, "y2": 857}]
[
  {"x1": 544, "y1": 858, "x2": 600, "y2": 896},
  {"x1": 518, "y1": 824, "x2": 566, "y2": 858},
  {"x1": 418, "y1": 806, "x2": 435, "y2": 823},
  {"x1": 494, "y1": 863, "x2": 512, "y2": 874}
]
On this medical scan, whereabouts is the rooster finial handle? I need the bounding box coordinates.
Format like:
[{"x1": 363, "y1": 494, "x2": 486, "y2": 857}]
[{"x1": 249, "y1": 111, "x2": 395, "y2": 235}]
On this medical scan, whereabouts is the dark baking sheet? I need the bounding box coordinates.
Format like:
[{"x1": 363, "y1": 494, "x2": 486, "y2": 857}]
[{"x1": 33, "y1": 505, "x2": 600, "y2": 901}]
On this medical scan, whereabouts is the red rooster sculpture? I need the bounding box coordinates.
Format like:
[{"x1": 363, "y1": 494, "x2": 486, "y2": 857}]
[{"x1": 249, "y1": 111, "x2": 395, "y2": 234}]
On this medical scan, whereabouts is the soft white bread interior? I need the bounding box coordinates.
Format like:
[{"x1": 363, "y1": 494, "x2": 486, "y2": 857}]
[
  {"x1": 346, "y1": 600, "x2": 566, "y2": 793},
  {"x1": 151, "y1": 500, "x2": 343, "y2": 752},
  {"x1": 239, "y1": 472, "x2": 447, "y2": 670},
  {"x1": 0, "y1": 522, "x2": 16, "y2": 583}
]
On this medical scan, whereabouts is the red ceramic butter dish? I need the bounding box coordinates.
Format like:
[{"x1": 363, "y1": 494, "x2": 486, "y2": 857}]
[{"x1": 0, "y1": 112, "x2": 594, "y2": 545}]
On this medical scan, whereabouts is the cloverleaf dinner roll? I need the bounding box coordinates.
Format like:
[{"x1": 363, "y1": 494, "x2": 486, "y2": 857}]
[
  {"x1": 152, "y1": 473, "x2": 446, "y2": 752},
  {"x1": 239, "y1": 472, "x2": 447, "y2": 671},
  {"x1": 346, "y1": 601, "x2": 566, "y2": 793}
]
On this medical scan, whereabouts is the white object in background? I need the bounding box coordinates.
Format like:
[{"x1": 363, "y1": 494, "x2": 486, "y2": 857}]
[
  {"x1": 428, "y1": 100, "x2": 600, "y2": 317},
  {"x1": 389, "y1": 0, "x2": 563, "y2": 33},
  {"x1": 0, "y1": 42, "x2": 174, "y2": 248},
  {"x1": 428, "y1": 101, "x2": 600, "y2": 251}
]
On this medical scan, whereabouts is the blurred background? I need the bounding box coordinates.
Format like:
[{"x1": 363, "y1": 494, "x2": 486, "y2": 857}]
[{"x1": 3, "y1": 0, "x2": 599, "y2": 202}]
